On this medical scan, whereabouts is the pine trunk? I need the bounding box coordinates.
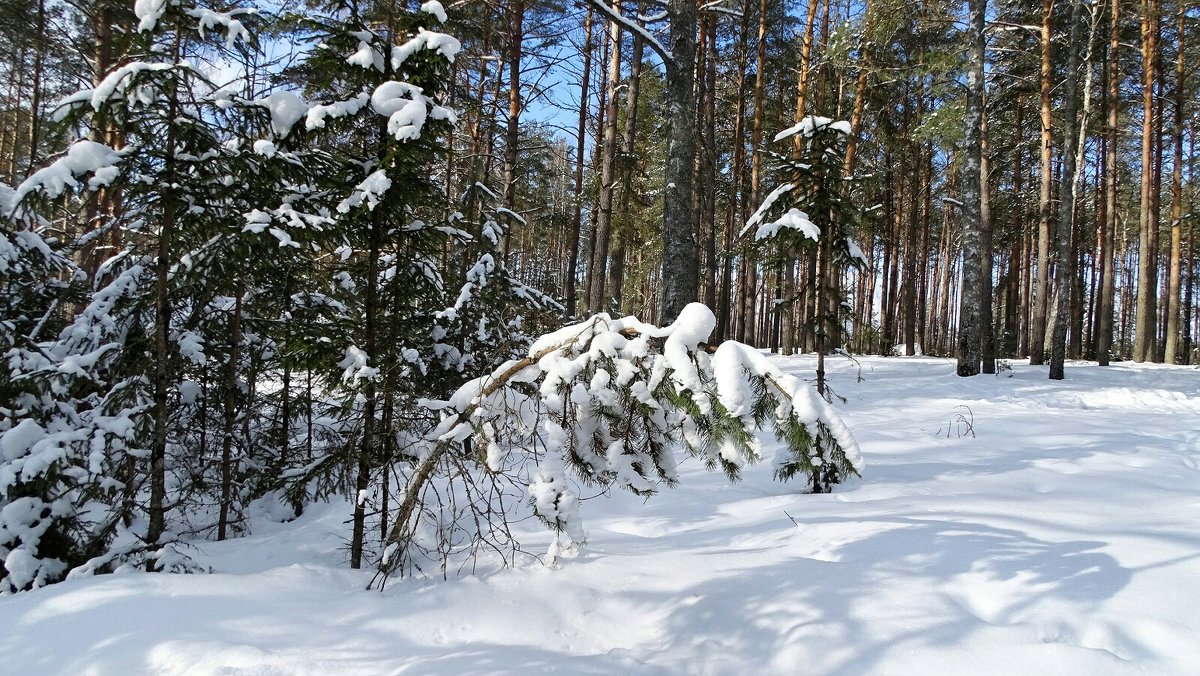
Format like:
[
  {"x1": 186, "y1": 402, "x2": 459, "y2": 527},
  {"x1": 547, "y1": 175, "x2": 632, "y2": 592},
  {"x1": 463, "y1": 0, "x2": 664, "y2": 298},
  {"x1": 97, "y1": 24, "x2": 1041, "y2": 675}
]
[
  {"x1": 956, "y1": 0, "x2": 986, "y2": 377},
  {"x1": 658, "y1": 0, "x2": 699, "y2": 324},
  {"x1": 1133, "y1": 0, "x2": 1158, "y2": 362},
  {"x1": 1031, "y1": 0, "x2": 1054, "y2": 365},
  {"x1": 1097, "y1": 0, "x2": 1119, "y2": 365}
]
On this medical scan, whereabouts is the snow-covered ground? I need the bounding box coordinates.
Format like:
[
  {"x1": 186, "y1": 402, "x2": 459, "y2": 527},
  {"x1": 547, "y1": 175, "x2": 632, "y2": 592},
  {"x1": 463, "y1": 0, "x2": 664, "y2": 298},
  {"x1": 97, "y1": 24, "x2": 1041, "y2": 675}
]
[{"x1": 2, "y1": 355, "x2": 1198, "y2": 675}]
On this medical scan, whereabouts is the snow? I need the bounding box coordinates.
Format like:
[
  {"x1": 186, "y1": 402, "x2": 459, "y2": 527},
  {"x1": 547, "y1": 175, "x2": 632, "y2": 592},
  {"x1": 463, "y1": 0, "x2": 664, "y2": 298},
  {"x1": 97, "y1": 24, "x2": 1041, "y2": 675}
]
[
  {"x1": 89, "y1": 62, "x2": 173, "y2": 111},
  {"x1": 337, "y1": 345, "x2": 377, "y2": 382},
  {"x1": 176, "y1": 330, "x2": 206, "y2": 366},
  {"x1": 0, "y1": 420, "x2": 46, "y2": 463},
  {"x1": 391, "y1": 29, "x2": 462, "y2": 68},
  {"x1": 253, "y1": 91, "x2": 307, "y2": 137},
  {"x1": 3, "y1": 356, "x2": 1200, "y2": 674},
  {"x1": 13, "y1": 141, "x2": 125, "y2": 205},
  {"x1": 305, "y1": 94, "x2": 369, "y2": 131},
  {"x1": 336, "y1": 170, "x2": 392, "y2": 213},
  {"x1": 420, "y1": 0, "x2": 448, "y2": 23},
  {"x1": 186, "y1": 8, "x2": 253, "y2": 48},
  {"x1": 371, "y1": 81, "x2": 429, "y2": 141},
  {"x1": 754, "y1": 207, "x2": 820, "y2": 242},
  {"x1": 774, "y1": 115, "x2": 853, "y2": 143},
  {"x1": 660, "y1": 302, "x2": 715, "y2": 397},
  {"x1": 347, "y1": 39, "x2": 384, "y2": 71},
  {"x1": 847, "y1": 237, "x2": 869, "y2": 265},
  {"x1": 741, "y1": 182, "x2": 793, "y2": 237},
  {"x1": 134, "y1": 0, "x2": 167, "y2": 33},
  {"x1": 251, "y1": 139, "x2": 276, "y2": 157}
]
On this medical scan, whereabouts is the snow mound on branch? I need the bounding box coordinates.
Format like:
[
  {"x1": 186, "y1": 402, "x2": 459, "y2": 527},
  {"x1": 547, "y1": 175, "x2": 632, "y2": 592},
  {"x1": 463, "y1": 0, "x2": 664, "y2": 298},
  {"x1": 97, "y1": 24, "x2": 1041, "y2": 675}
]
[
  {"x1": 253, "y1": 91, "x2": 307, "y2": 137},
  {"x1": 90, "y1": 62, "x2": 174, "y2": 111},
  {"x1": 417, "y1": 303, "x2": 859, "y2": 561},
  {"x1": 774, "y1": 115, "x2": 853, "y2": 143},
  {"x1": 14, "y1": 141, "x2": 124, "y2": 205},
  {"x1": 134, "y1": 0, "x2": 167, "y2": 32},
  {"x1": 187, "y1": 7, "x2": 253, "y2": 48},
  {"x1": 336, "y1": 170, "x2": 391, "y2": 213},
  {"x1": 742, "y1": 182, "x2": 793, "y2": 237},
  {"x1": 755, "y1": 207, "x2": 820, "y2": 242},
  {"x1": 371, "y1": 81, "x2": 428, "y2": 141},
  {"x1": 420, "y1": 1, "x2": 448, "y2": 23},
  {"x1": 391, "y1": 28, "x2": 462, "y2": 68},
  {"x1": 305, "y1": 94, "x2": 369, "y2": 131}
]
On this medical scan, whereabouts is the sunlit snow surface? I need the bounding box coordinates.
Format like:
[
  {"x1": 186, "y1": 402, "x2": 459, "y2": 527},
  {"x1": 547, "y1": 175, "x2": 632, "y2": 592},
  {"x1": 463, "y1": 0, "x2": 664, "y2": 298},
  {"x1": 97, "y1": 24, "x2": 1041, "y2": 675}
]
[{"x1": 2, "y1": 356, "x2": 1198, "y2": 675}]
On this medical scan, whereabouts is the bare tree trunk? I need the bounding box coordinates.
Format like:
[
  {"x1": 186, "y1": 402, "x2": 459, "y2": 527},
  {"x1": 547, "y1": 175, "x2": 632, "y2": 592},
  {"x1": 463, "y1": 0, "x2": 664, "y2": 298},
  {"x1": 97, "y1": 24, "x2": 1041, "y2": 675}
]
[
  {"x1": 218, "y1": 290, "x2": 243, "y2": 541},
  {"x1": 699, "y1": 16, "x2": 718, "y2": 311},
  {"x1": 718, "y1": 0, "x2": 754, "y2": 342},
  {"x1": 658, "y1": 0, "x2": 699, "y2": 324},
  {"x1": 611, "y1": 6, "x2": 645, "y2": 312},
  {"x1": 746, "y1": 0, "x2": 768, "y2": 342},
  {"x1": 566, "y1": 7, "x2": 594, "y2": 317},
  {"x1": 1133, "y1": 0, "x2": 1159, "y2": 362},
  {"x1": 1097, "y1": 0, "x2": 1119, "y2": 365},
  {"x1": 499, "y1": 0, "x2": 526, "y2": 261},
  {"x1": 919, "y1": 144, "x2": 933, "y2": 352},
  {"x1": 795, "y1": 0, "x2": 820, "y2": 127},
  {"x1": 587, "y1": 0, "x2": 623, "y2": 312},
  {"x1": 1030, "y1": 0, "x2": 1055, "y2": 365},
  {"x1": 980, "y1": 96, "x2": 995, "y2": 373},
  {"x1": 1006, "y1": 96, "x2": 1025, "y2": 356},
  {"x1": 1183, "y1": 118, "x2": 1196, "y2": 361},
  {"x1": 1163, "y1": 1, "x2": 1185, "y2": 363},
  {"x1": 1050, "y1": 0, "x2": 1087, "y2": 380},
  {"x1": 956, "y1": 0, "x2": 985, "y2": 377},
  {"x1": 26, "y1": 0, "x2": 46, "y2": 173}
]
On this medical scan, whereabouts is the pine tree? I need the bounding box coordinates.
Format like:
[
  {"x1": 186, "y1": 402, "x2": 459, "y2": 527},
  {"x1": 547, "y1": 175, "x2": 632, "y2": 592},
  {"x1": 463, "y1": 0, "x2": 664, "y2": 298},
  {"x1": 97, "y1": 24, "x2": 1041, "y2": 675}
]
[
  {"x1": 747, "y1": 117, "x2": 870, "y2": 398},
  {"x1": 0, "y1": 0, "x2": 266, "y2": 587}
]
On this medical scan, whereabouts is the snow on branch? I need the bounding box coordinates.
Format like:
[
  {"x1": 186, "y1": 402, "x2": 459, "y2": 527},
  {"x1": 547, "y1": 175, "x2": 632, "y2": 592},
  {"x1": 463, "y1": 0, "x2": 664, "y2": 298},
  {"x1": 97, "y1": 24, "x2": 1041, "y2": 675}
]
[
  {"x1": 700, "y1": 1, "x2": 743, "y2": 17},
  {"x1": 773, "y1": 116, "x2": 852, "y2": 144},
  {"x1": 13, "y1": 141, "x2": 127, "y2": 208},
  {"x1": 375, "y1": 303, "x2": 861, "y2": 584},
  {"x1": 583, "y1": 0, "x2": 672, "y2": 64}
]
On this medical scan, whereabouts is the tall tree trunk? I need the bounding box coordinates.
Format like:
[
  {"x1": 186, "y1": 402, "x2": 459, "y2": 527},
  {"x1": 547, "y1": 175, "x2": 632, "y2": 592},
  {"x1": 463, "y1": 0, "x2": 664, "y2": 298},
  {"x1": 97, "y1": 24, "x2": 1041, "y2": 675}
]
[
  {"x1": 499, "y1": 0, "x2": 526, "y2": 261},
  {"x1": 611, "y1": 7, "x2": 645, "y2": 313},
  {"x1": 566, "y1": 7, "x2": 595, "y2": 317},
  {"x1": 218, "y1": 290, "x2": 243, "y2": 541},
  {"x1": 980, "y1": 96, "x2": 995, "y2": 373},
  {"x1": 26, "y1": 0, "x2": 45, "y2": 172},
  {"x1": 795, "y1": 0, "x2": 820, "y2": 127},
  {"x1": 1133, "y1": 0, "x2": 1159, "y2": 362},
  {"x1": 699, "y1": 15, "x2": 718, "y2": 311},
  {"x1": 1183, "y1": 117, "x2": 1196, "y2": 361},
  {"x1": 587, "y1": 0, "x2": 623, "y2": 312},
  {"x1": 658, "y1": 0, "x2": 699, "y2": 324},
  {"x1": 1031, "y1": 0, "x2": 1055, "y2": 365},
  {"x1": 1097, "y1": 0, "x2": 1119, "y2": 365},
  {"x1": 1006, "y1": 96, "x2": 1025, "y2": 356},
  {"x1": 1050, "y1": 0, "x2": 1086, "y2": 380},
  {"x1": 743, "y1": 0, "x2": 768, "y2": 346},
  {"x1": 1163, "y1": 2, "x2": 1184, "y2": 363},
  {"x1": 147, "y1": 29, "x2": 184, "y2": 556},
  {"x1": 956, "y1": 0, "x2": 985, "y2": 377},
  {"x1": 718, "y1": 0, "x2": 755, "y2": 342}
]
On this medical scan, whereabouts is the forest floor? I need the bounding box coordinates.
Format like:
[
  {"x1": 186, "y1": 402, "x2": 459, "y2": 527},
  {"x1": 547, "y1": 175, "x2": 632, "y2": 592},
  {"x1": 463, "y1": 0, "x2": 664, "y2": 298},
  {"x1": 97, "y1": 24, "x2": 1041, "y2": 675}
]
[{"x1": 1, "y1": 355, "x2": 1198, "y2": 675}]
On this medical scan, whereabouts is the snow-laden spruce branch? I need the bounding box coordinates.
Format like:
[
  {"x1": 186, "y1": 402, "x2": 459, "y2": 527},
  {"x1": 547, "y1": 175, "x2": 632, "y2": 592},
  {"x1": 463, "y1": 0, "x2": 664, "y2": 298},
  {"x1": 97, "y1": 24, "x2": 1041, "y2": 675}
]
[{"x1": 374, "y1": 303, "x2": 862, "y2": 583}]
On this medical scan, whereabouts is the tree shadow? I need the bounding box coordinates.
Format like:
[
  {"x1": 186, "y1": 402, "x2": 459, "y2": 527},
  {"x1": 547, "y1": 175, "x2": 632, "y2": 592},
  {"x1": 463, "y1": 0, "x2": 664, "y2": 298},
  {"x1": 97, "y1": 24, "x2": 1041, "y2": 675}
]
[{"x1": 638, "y1": 513, "x2": 1132, "y2": 674}]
